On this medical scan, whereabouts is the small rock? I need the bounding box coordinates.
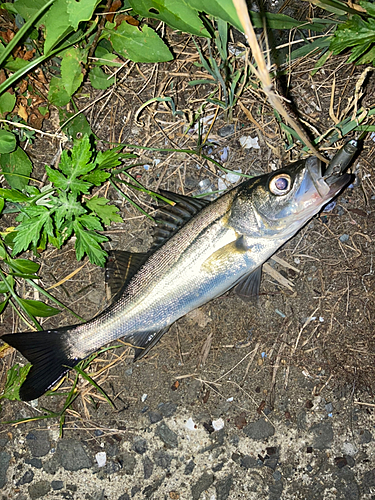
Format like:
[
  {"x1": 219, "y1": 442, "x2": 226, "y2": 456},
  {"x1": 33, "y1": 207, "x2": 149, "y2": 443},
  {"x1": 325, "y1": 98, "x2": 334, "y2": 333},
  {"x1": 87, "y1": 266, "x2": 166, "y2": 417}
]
[
  {"x1": 42, "y1": 456, "x2": 59, "y2": 475},
  {"x1": 158, "y1": 401, "x2": 177, "y2": 417},
  {"x1": 215, "y1": 474, "x2": 233, "y2": 500},
  {"x1": 0, "y1": 451, "x2": 11, "y2": 489},
  {"x1": 28, "y1": 480, "x2": 51, "y2": 500},
  {"x1": 273, "y1": 471, "x2": 282, "y2": 481},
  {"x1": 264, "y1": 456, "x2": 278, "y2": 470},
  {"x1": 25, "y1": 458, "x2": 42, "y2": 469},
  {"x1": 120, "y1": 451, "x2": 136, "y2": 475},
  {"x1": 240, "y1": 455, "x2": 259, "y2": 469},
  {"x1": 342, "y1": 442, "x2": 357, "y2": 456},
  {"x1": 184, "y1": 460, "x2": 195, "y2": 475},
  {"x1": 143, "y1": 456, "x2": 154, "y2": 479},
  {"x1": 153, "y1": 450, "x2": 172, "y2": 469},
  {"x1": 243, "y1": 418, "x2": 275, "y2": 440},
  {"x1": 218, "y1": 124, "x2": 235, "y2": 137},
  {"x1": 51, "y1": 480, "x2": 64, "y2": 490},
  {"x1": 94, "y1": 430, "x2": 104, "y2": 437},
  {"x1": 359, "y1": 430, "x2": 372, "y2": 444},
  {"x1": 212, "y1": 418, "x2": 224, "y2": 431},
  {"x1": 335, "y1": 457, "x2": 348, "y2": 469},
  {"x1": 117, "y1": 494, "x2": 130, "y2": 500},
  {"x1": 26, "y1": 431, "x2": 50, "y2": 457},
  {"x1": 362, "y1": 469, "x2": 375, "y2": 493},
  {"x1": 310, "y1": 422, "x2": 333, "y2": 450},
  {"x1": 191, "y1": 472, "x2": 215, "y2": 500},
  {"x1": 156, "y1": 422, "x2": 178, "y2": 448},
  {"x1": 16, "y1": 470, "x2": 34, "y2": 486},
  {"x1": 133, "y1": 437, "x2": 147, "y2": 455},
  {"x1": 339, "y1": 234, "x2": 350, "y2": 243},
  {"x1": 148, "y1": 411, "x2": 163, "y2": 424},
  {"x1": 185, "y1": 417, "x2": 196, "y2": 431},
  {"x1": 56, "y1": 439, "x2": 92, "y2": 471},
  {"x1": 143, "y1": 477, "x2": 164, "y2": 498}
]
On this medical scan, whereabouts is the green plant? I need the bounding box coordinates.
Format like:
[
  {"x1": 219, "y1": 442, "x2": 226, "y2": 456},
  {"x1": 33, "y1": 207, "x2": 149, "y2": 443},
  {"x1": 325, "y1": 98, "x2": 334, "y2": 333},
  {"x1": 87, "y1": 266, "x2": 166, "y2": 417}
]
[{"x1": 0, "y1": 135, "x2": 128, "y2": 267}]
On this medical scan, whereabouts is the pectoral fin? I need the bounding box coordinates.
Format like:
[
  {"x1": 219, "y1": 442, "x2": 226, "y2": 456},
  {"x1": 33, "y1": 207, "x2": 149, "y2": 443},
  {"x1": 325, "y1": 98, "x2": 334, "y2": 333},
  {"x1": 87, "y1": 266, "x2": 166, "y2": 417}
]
[
  {"x1": 201, "y1": 236, "x2": 249, "y2": 273},
  {"x1": 233, "y1": 266, "x2": 262, "y2": 302}
]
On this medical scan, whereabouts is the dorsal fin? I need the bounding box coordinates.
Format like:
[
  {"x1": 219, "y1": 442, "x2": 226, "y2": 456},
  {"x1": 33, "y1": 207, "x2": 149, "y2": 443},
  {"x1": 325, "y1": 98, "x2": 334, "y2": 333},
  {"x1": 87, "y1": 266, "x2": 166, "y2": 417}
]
[
  {"x1": 105, "y1": 250, "x2": 149, "y2": 300},
  {"x1": 152, "y1": 190, "x2": 210, "y2": 249}
]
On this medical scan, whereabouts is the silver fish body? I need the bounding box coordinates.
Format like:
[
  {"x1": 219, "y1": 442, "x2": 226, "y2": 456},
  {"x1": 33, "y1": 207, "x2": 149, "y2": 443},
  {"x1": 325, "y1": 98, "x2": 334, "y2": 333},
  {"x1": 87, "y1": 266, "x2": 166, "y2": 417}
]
[{"x1": 1, "y1": 153, "x2": 353, "y2": 400}]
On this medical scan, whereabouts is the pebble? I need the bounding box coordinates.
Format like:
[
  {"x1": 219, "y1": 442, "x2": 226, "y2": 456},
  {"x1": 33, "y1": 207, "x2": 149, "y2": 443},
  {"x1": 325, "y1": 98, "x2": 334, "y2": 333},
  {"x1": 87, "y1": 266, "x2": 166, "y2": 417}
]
[
  {"x1": 184, "y1": 460, "x2": 195, "y2": 475},
  {"x1": 360, "y1": 429, "x2": 373, "y2": 444},
  {"x1": 148, "y1": 411, "x2": 163, "y2": 424},
  {"x1": 156, "y1": 422, "x2": 178, "y2": 448},
  {"x1": 56, "y1": 439, "x2": 92, "y2": 471},
  {"x1": 339, "y1": 234, "x2": 350, "y2": 243},
  {"x1": 0, "y1": 451, "x2": 11, "y2": 489},
  {"x1": 215, "y1": 474, "x2": 233, "y2": 500},
  {"x1": 191, "y1": 472, "x2": 214, "y2": 500},
  {"x1": 218, "y1": 124, "x2": 236, "y2": 137},
  {"x1": 51, "y1": 480, "x2": 64, "y2": 490},
  {"x1": 212, "y1": 418, "x2": 224, "y2": 431},
  {"x1": 133, "y1": 437, "x2": 147, "y2": 455},
  {"x1": 119, "y1": 452, "x2": 136, "y2": 475},
  {"x1": 243, "y1": 418, "x2": 275, "y2": 440},
  {"x1": 28, "y1": 480, "x2": 51, "y2": 500},
  {"x1": 240, "y1": 455, "x2": 259, "y2": 469},
  {"x1": 310, "y1": 422, "x2": 333, "y2": 449},
  {"x1": 117, "y1": 494, "x2": 130, "y2": 500},
  {"x1": 153, "y1": 450, "x2": 172, "y2": 469},
  {"x1": 16, "y1": 470, "x2": 34, "y2": 486},
  {"x1": 25, "y1": 458, "x2": 42, "y2": 469},
  {"x1": 158, "y1": 401, "x2": 177, "y2": 417},
  {"x1": 25, "y1": 431, "x2": 50, "y2": 457},
  {"x1": 143, "y1": 456, "x2": 154, "y2": 479}
]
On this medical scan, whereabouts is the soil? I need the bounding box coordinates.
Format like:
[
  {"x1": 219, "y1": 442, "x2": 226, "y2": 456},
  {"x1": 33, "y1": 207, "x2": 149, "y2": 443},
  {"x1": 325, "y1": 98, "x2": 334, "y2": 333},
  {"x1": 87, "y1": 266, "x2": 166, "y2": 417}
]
[{"x1": 0, "y1": 15, "x2": 375, "y2": 500}]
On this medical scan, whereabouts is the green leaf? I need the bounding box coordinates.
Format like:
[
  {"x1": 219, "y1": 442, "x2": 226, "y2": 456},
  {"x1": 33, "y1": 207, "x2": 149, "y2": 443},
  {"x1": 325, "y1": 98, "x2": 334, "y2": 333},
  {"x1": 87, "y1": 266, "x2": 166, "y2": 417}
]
[
  {"x1": 46, "y1": 165, "x2": 91, "y2": 195},
  {"x1": 73, "y1": 220, "x2": 108, "y2": 266},
  {"x1": 362, "y1": 1, "x2": 375, "y2": 17},
  {"x1": 44, "y1": 0, "x2": 72, "y2": 54},
  {"x1": 60, "y1": 47, "x2": 87, "y2": 96},
  {"x1": 89, "y1": 66, "x2": 115, "y2": 90},
  {"x1": 0, "y1": 276, "x2": 15, "y2": 294},
  {"x1": 81, "y1": 169, "x2": 111, "y2": 186},
  {"x1": 59, "y1": 109, "x2": 93, "y2": 140},
  {"x1": 129, "y1": 0, "x2": 210, "y2": 37},
  {"x1": 0, "y1": 188, "x2": 30, "y2": 202},
  {"x1": 8, "y1": 258, "x2": 40, "y2": 274},
  {"x1": 107, "y1": 20, "x2": 173, "y2": 63},
  {"x1": 48, "y1": 76, "x2": 71, "y2": 106},
  {"x1": 8, "y1": 0, "x2": 47, "y2": 21},
  {"x1": 187, "y1": 0, "x2": 242, "y2": 31},
  {"x1": 3, "y1": 57, "x2": 30, "y2": 72},
  {"x1": 0, "y1": 130, "x2": 16, "y2": 154},
  {"x1": 95, "y1": 147, "x2": 123, "y2": 169},
  {"x1": 54, "y1": 192, "x2": 86, "y2": 225},
  {"x1": 94, "y1": 45, "x2": 123, "y2": 67},
  {"x1": 78, "y1": 214, "x2": 103, "y2": 231},
  {"x1": 330, "y1": 15, "x2": 375, "y2": 64},
  {"x1": 0, "y1": 299, "x2": 8, "y2": 314},
  {"x1": 0, "y1": 197, "x2": 4, "y2": 215},
  {"x1": 0, "y1": 363, "x2": 31, "y2": 401},
  {"x1": 86, "y1": 196, "x2": 123, "y2": 225},
  {"x1": 0, "y1": 92, "x2": 16, "y2": 115},
  {"x1": 12, "y1": 208, "x2": 52, "y2": 255},
  {"x1": 70, "y1": 135, "x2": 94, "y2": 176},
  {"x1": 0, "y1": 146, "x2": 32, "y2": 190},
  {"x1": 18, "y1": 298, "x2": 60, "y2": 317},
  {"x1": 67, "y1": 0, "x2": 100, "y2": 29}
]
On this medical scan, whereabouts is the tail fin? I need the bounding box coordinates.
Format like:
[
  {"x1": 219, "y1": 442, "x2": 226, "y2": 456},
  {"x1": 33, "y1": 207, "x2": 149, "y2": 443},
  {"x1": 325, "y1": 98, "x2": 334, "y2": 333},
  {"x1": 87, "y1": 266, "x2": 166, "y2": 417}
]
[{"x1": 2, "y1": 329, "x2": 81, "y2": 401}]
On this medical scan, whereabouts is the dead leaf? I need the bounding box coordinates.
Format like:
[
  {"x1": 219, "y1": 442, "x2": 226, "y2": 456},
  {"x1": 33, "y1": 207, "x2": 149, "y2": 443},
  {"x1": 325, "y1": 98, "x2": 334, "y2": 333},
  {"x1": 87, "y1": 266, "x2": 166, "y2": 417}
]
[{"x1": 17, "y1": 104, "x2": 28, "y2": 122}]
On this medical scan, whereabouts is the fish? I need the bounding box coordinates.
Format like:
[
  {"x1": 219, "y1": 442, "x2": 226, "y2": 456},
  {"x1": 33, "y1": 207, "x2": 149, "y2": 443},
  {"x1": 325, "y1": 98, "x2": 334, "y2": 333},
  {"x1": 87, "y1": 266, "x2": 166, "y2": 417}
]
[{"x1": 1, "y1": 147, "x2": 356, "y2": 401}]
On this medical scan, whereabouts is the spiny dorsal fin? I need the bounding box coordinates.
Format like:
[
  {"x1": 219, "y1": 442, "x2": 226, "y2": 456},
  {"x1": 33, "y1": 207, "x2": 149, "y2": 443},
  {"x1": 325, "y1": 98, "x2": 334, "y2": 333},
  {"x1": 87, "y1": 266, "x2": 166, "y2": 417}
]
[
  {"x1": 152, "y1": 190, "x2": 210, "y2": 249},
  {"x1": 105, "y1": 250, "x2": 149, "y2": 300}
]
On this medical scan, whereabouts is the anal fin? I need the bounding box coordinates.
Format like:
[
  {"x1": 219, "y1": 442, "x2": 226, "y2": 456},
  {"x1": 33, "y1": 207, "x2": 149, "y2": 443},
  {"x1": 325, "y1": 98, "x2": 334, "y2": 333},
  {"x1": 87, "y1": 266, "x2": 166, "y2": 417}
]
[{"x1": 129, "y1": 328, "x2": 169, "y2": 361}]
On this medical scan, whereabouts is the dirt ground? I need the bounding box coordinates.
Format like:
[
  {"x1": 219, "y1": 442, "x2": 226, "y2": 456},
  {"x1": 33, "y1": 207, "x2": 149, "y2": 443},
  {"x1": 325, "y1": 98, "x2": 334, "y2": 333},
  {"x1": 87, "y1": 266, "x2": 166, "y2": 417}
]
[{"x1": 0, "y1": 16, "x2": 375, "y2": 500}]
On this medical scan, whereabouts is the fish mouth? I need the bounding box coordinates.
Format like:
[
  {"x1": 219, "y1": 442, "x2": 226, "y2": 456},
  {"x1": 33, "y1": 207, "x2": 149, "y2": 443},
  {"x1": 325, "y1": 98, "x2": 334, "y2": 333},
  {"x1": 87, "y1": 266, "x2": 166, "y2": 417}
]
[{"x1": 305, "y1": 156, "x2": 352, "y2": 202}]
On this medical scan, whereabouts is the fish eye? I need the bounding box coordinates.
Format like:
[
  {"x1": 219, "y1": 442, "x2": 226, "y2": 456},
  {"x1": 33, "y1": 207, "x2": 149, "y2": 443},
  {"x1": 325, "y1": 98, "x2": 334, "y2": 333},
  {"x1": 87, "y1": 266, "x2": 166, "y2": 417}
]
[{"x1": 269, "y1": 174, "x2": 292, "y2": 196}]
